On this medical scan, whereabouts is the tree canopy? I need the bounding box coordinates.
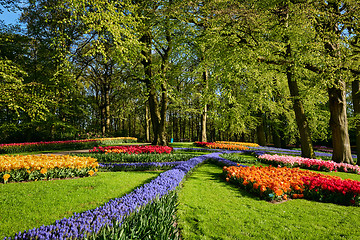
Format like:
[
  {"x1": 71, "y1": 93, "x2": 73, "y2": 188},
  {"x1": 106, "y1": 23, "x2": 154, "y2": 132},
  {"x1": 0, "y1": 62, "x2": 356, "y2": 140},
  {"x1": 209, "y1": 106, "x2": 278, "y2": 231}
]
[{"x1": 2, "y1": 0, "x2": 360, "y2": 163}]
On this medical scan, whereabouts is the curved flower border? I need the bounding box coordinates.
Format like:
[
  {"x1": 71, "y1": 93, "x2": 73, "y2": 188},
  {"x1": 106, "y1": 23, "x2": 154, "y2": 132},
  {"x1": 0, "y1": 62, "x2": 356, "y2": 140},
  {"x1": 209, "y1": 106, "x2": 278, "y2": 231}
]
[
  {"x1": 258, "y1": 154, "x2": 360, "y2": 174},
  {"x1": 6, "y1": 153, "x2": 223, "y2": 239},
  {"x1": 10, "y1": 146, "x2": 360, "y2": 239}
]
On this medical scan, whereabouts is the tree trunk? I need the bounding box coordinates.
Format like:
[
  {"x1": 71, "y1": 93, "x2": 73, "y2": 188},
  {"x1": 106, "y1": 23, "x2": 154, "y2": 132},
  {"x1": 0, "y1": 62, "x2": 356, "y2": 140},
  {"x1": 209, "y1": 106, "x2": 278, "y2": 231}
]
[
  {"x1": 211, "y1": 125, "x2": 215, "y2": 142},
  {"x1": 128, "y1": 113, "x2": 131, "y2": 137},
  {"x1": 105, "y1": 87, "x2": 110, "y2": 135},
  {"x1": 200, "y1": 68, "x2": 209, "y2": 142},
  {"x1": 352, "y1": 79, "x2": 360, "y2": 161},
  {"x1": 256, "y1": 115, "x2": 266, "y2": 146},
  {"x1": 141, "y1": 31, "x2": 167, "y2": 146},
  {"x1": 191, "y1": 114, "x2": 194, "y2": 141},
  {"x1": 179, "y1": 114, "x2": 183, "y2": 141},
  {"x1": 286, "y1": 66, "x2": 315, "y2": 158},
  {"x1": 101, "y1": 100, "x2": 106, "y2": 136},
  {"x1": 133, "y1": 114, "x2": 136, "y2": 137},
  {"x1": 201, "y1": 104, "x2": 207, "y2": 142},
  {"x1": 280, "y1": 3, "x2": 314, "y2": 158},
  {"x1": 122, "y1": 117, "x2": 125, "y2": 135},
  {"x1": 145, "y1": 102, "x2": 151, "y2": 143},
  {"x1": 273, "y1": 128, "x2": 281, "y2": 148},
  {"x1": 174, "y1": 111, "x2": 179, "y2": 141},
  {"x1": 322, "y1": 2, "x2": 354, "y2": 164},
  {"x1": 328, "y1": 83, "x2": 354, "y2": 164},
  {"x1": 158, "y1": 82, "x2": 168, "y2": 145},
  {"x1": 147, "y1": 85, "x2": 162, "y2": 145},
  {"x1": 182, "y1": 116, "x2": 186, "y2": 140}
]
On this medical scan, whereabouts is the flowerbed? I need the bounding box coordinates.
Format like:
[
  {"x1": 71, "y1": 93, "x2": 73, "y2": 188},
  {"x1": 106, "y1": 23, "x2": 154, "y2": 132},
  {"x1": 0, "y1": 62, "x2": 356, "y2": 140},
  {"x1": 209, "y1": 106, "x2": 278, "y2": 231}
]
[
  {"x1": 314, "y1": 145, "x2": 333, "y2": 153},
  {"x1": 194, "y1": 142, "x2": 213, "y2": 147},
  {"x1": 193, "y1": 142, "x2": 249, "y2": 151},
  {"x1": 5, "y1": 155, "x2": 208, "y2": 239},
  {"x1": 0, "y1": 139, "x2": 99, "y2": 154},
  {"x1": 302, "y1": 176, "x2": 360, "y2": 205},
  {"x1": 94, "y1": 137, "x2": 137, "y2": 143},
  {"x1": 0, "y1": 155, "x2": 99, "y2": 183},
  {"x1": 207, "y1": 143, "x2": 249, "y2": 151},
  {"x1": 223, "y1": 165, "x2": 360, "y2": 206},
  {"x1": 249, "y1": 146, "x2": 357, "y2": 160},
  {"x1": 76, "y1": 152, "x2": 197, "y2": 163},
  {"x1": 90, "y1": 145, "x2": 173, "y2": 154},
  {"x1": 95, "y1": 191, "x2": 179, "y2": 239},
  {"x1": 215, "y1": 141, "x2": 260, "y2": 147},
  {"x1": 0, "y1": 137, "x2": 138, "y2": 154},
  {"x1": 258, "y1": 154, "x2": 360, "y2": 174},
  {"x1": 99, "y1": 161, "x2": 185, "y2": 171}
]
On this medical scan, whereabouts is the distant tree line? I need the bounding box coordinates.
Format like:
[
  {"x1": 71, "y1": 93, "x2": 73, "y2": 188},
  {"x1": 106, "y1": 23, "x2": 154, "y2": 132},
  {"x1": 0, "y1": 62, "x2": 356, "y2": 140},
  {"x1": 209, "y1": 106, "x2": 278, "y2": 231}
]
[{"x1": 1, "y1": 0, "x2": 360, "y2": 163}]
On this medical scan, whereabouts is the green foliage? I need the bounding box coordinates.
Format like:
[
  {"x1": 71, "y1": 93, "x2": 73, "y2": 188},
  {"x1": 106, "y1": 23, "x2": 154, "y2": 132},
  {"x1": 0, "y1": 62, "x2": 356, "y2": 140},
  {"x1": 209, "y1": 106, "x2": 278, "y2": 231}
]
[
  {"x1": 0, "y1": 45, "x2": 49, "y2": 121},
  {"x1": 93, "y1": 191, "x2": 179, "y2": 240},
  {"x1": 2, "y1": 0, "x2": 360, "y2": 148}
]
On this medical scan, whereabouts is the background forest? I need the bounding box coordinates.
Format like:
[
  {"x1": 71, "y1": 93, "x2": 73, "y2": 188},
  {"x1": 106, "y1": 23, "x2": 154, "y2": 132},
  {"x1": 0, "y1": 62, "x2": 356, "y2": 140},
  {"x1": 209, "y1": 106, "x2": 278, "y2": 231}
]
[{"x1": 1, "y1": 0, "x2": 360, "y2": 163}]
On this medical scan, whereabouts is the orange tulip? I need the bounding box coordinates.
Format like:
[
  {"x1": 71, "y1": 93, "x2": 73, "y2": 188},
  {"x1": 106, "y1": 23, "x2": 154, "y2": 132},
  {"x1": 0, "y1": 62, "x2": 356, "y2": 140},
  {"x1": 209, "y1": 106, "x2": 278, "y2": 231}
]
[{"x1": 223, "y1": 165, "x2": 339, "y2": 201}]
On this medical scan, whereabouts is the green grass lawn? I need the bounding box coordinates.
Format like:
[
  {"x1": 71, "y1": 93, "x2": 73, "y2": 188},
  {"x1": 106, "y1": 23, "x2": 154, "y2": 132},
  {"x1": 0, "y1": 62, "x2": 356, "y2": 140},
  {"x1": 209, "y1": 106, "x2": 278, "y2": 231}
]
[
  {"x1": 173, "y1": 150, "x2": 209, "y2": 156},
  {"x1": 3, "y1": 146, "x2": 360, "y2": 239},
  {"x1": 177, "y1": 163, "x2": 360, "y2": 240},
  {"x1": 0, "y1": 171, "x2": 162, "y2": 239},
  {"x1": 169, "y1": 142, "x2": 199, "y2": 148}
]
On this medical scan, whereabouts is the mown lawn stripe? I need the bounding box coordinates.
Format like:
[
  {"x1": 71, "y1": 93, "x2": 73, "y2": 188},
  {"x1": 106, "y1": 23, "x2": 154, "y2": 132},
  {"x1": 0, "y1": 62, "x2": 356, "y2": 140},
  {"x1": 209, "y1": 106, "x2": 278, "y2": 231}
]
[{"x1": 177, "y1": 163, "x2": 360, "y2": 240}]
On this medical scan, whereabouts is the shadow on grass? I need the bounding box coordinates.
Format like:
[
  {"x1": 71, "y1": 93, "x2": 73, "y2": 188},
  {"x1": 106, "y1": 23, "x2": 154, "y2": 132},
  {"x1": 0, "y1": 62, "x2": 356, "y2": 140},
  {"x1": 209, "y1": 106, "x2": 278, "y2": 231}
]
[
  {"x1": 57, "y1": 172, "x2": 162, "y2": 217},
  {"x1": 194, "y1": 163, "x2": 262, "y2": 202},
  {"x1": 211, "y1": 172, "x2": 261, "y2": 200}
]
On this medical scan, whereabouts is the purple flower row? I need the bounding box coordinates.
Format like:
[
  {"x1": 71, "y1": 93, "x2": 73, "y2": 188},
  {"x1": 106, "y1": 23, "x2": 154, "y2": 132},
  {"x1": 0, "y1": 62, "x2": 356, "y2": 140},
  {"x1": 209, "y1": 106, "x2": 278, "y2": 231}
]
[
  {"x1": 5, "y1": 155, "x2": 211, "y2": 240},
  {"x1": 5, "y1": 149, "x2": 245, "y2": 240},
  {"x1": 172, "y1": 147, "x2": 222, "y2": 152},
  {"x1": 99, "y1": 161, "x2": 185, "y2": 170},
  {"x1": 258, "y1": 154, "x2": 360, "y2": 174},
  {"x1": 205, "y1": 151, "x2": 248, "y2": 167},
  {"x1": 248, "y1": 146, "x2": 357, "y2": 159}
]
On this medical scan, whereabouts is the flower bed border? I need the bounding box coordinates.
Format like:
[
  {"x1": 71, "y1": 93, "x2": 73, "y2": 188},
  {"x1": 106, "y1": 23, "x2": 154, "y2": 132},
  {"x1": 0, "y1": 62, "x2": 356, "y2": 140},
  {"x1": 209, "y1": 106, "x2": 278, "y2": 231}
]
[
  {"x1": 8, "y1": 146, "x2": 360, "y2": 239},
  {"x1": 6, "y1": 153, "x2": 223, "y2": 239}
]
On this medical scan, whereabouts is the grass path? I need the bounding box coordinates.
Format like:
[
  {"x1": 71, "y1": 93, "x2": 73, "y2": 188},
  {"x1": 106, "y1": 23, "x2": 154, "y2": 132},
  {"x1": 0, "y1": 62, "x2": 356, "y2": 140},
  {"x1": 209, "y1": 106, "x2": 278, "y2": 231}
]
[
  {"x1": 177, "y1": 163, "x2": 360, "y2": 240},
  {"x1": 0, "y1": 171, "x2": 161, "y2": 239}
]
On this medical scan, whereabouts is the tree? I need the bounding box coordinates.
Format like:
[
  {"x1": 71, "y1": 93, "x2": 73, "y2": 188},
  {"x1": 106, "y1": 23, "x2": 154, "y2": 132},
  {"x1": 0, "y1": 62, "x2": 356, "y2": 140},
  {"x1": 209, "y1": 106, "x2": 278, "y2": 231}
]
[
  {"x1": 19, "y1": 0, "x2": 91, "y2": 140},
  {"x1": 0, "y1": 23, "x2": 52, "y2": 142},
  {"x1": 311, "y1": 0, "x2": 360, "y2": 164},
  {"x1": 243, "y1": 1, "x2": 320, "y2": 157}
]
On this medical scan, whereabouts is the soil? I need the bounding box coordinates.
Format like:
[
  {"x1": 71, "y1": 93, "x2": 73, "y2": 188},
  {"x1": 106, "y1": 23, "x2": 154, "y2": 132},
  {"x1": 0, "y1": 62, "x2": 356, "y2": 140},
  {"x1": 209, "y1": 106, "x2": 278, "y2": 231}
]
[{"x1": 269, "y1": 199, "x2": 292, "y2": 204}]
